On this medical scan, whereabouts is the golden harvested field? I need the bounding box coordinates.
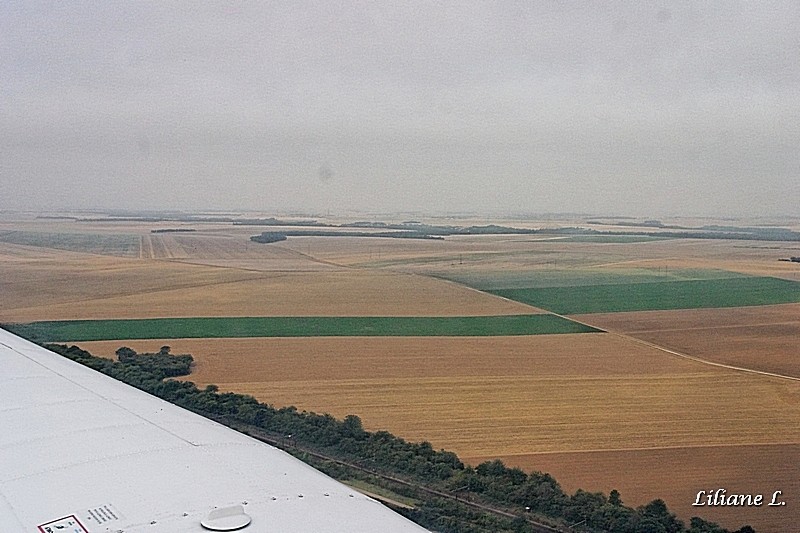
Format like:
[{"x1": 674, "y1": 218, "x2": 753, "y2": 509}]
[
  {"x1": 142, "y1": 232, "x2": 344, "y2": 272},
  {"x1": 194, "y1": 372, "x2": 800, "y2": 455},
  {"x1": 77, "y1": 332, "x2": 800, "y2": 531},
  {"x1": 88, "y1": 334, "x2": 800, "y2": 455},
  {"x1": 281, "y1": 234, "x2": 635, "y2": 270},
  {"x1": 470, "y1": 445, "x2": 800, "y2": 533},
  {"x1": 0, "y1": 243, "x2": 262, "y2": 317},
  {"x1": 79, "y1": 334, "x2": 713, "y2": 383},
  {"x1": 577, "y1": 304, "x2": 800, "y2": 377},
  {"x1": 0, "y1": 255, "x2": 535, "y2": 322},
  {"x1": 296, "y1": 235, "x2": 800, "y2": 281}
]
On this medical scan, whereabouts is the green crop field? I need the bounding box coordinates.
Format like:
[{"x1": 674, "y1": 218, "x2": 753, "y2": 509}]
[
  {"x1": 489, "y1": 276, "x2": 800, "y2": 315},
  {"x1": 437, "y1": 267, "x2": 745, "y2": 291},
  {"x1": 0, "y1": 231, "x2": 139, "y2": 256},
  {"x1": 4, "y1": 314, "x2": 599, "y2": 342}
]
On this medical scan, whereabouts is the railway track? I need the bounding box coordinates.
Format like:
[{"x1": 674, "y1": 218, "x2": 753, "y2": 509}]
[{"x1": 215, "y1": 416, "x2": 565, "y2": 533}]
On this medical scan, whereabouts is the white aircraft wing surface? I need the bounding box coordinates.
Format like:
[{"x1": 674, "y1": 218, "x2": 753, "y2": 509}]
[{"x1": 0, "y1": 328, "x2": 430, "y2": 532}]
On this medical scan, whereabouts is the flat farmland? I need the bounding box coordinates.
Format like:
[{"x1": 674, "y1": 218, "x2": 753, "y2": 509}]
[
  {"x1": 1, "y1": 269, "x2": 537, "y2": 322},
  {"x1": 6, "y1": 217, "x2": 800, "y2": 531},
  {"x1": 440, "y1": 266, "x2": 744, "y2": 290},
  {"x1": 575, "y1": 303, "x2": 800, "y2": 332},
  {"x1": 0, "y1": 244, "x2": 262, "y2": 318},
  {"x1": 377, "y1": 236, "x2": 800, "y2": 282},
  {"x1": 15, "y1": 314, "x2": 592, "y2": 342},
  {"x1": 78, "y1": 334, "x2": 702, "y2": 383},
  {"x1": 471, "y1": 445, "x2": 800, "y2": 533},
  {"x1": 490, "y1": 276, "x2": 800, "y2": 314},
  {"x1": 0, "y1": 230, "x2": 139, "y2": 256},
  {"x1": 578, "y1": 304, "x2": 800, "y2": 377},
  {"x1": 201, "y1": 372, "x2": 800, "y2": 455},
  {"x1": 280, "y1": 234, "x2": 638, "y2": 271},
  {"x1": 78, "y1": 333, "x2": 800, "y2": 531},
  {"x1": 144, "y1": 232, "x2": 343, "y2": 271}
]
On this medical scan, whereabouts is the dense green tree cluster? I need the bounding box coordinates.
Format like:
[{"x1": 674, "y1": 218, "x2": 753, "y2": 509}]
[
  {"x1": 249, "y1": 231, "x2": 288, "y2": 243},
  {"x1": 46, "y1": 343, "x2": 755, "y2": 533},
  {"x1": 440, "y1": 460, "x2": 747, "y2": 533}
]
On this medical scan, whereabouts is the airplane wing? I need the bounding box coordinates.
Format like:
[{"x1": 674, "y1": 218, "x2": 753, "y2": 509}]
[{"x1": 0, "y1": 328, "x2": 430, "y2": 532}]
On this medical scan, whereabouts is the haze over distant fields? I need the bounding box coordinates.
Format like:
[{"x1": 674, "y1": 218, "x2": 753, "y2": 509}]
[{"x1": 1, "y1": 2, "x2": 798, "y2": 217}]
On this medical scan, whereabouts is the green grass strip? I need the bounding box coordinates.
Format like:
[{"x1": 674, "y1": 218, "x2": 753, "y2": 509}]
[
  {"x1": 490, "y1": 276, "x2": 800, "y2": 315},
  {"x1": 4, "y1": 314, "x2": 599, "y2": 342},
  {"x1": 438, "y1": 268, "x2": 745, "y2": 290}
]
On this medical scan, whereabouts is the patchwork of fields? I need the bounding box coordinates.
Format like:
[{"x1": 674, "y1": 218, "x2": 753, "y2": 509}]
[
  {"x1": 0, "y1": 249, "x2": 535, "y2": 322},
  {"x1": 3, "y1": 217, "x2": 800, "y2": 532},
  {"x1": 79, "y1": 333, "x2": 800, "y2": 531}
]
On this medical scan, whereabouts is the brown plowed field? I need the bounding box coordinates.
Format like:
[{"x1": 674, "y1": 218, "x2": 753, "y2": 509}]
[
  {"x1": 576, "y1": 305, "x2": 800, "y2": 377},
  {"x1": 635, "y1": 325, "x2": 800, "y2": 378},
  {"x1": 574, "y1": 304, "x2": 800, "y2": 333},
  {"x1": 467, "y1": 444, "x2": 799, "y2": 533}
]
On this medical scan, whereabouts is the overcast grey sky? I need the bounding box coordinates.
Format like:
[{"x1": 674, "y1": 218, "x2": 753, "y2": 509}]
[{"x1": 1, "y1": 1, "x2": 798, "y2": 216}]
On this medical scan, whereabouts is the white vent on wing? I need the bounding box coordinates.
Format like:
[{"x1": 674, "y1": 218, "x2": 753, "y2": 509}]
[{"x1": 201, "y1": 505, "x2": 252, "y2": 531}]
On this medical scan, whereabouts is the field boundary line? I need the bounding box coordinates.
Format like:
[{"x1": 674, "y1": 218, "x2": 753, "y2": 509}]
[
  {"x1": 481, "y1": 440, "x2": 800, "y2": 457},
  {"x1": 612, "y1": 332, "x2": 800, "y2": 383},
  {"x1": 611, "y1": 320, "x2": 800, "y2": 334},
  {"x1": 541, "y1": 308, "x2": 800, "y2": 383},
  {"x1": 589, "y1": 257, "x2": 682, "y2": 268},
  {"x1": 420, "y1": 277, "x2": 800, "y2": 381},
  {"x1": 171, "y1": 258, "x2": 342, "y2": 274},
  {"x1": 447, "y1": 280, "x2": 552, "y2": 314},
  {"x1": 393, "y1": 270, "x2": 550, "y2": 314},
  {"x1": 273, "y1": 243, "x2": 354, "y2": 269}
]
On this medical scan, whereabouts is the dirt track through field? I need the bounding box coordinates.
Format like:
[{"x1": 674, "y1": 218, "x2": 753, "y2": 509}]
[{"x1": 577, "y1": 305, "x2": 800, "y2": 378}]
